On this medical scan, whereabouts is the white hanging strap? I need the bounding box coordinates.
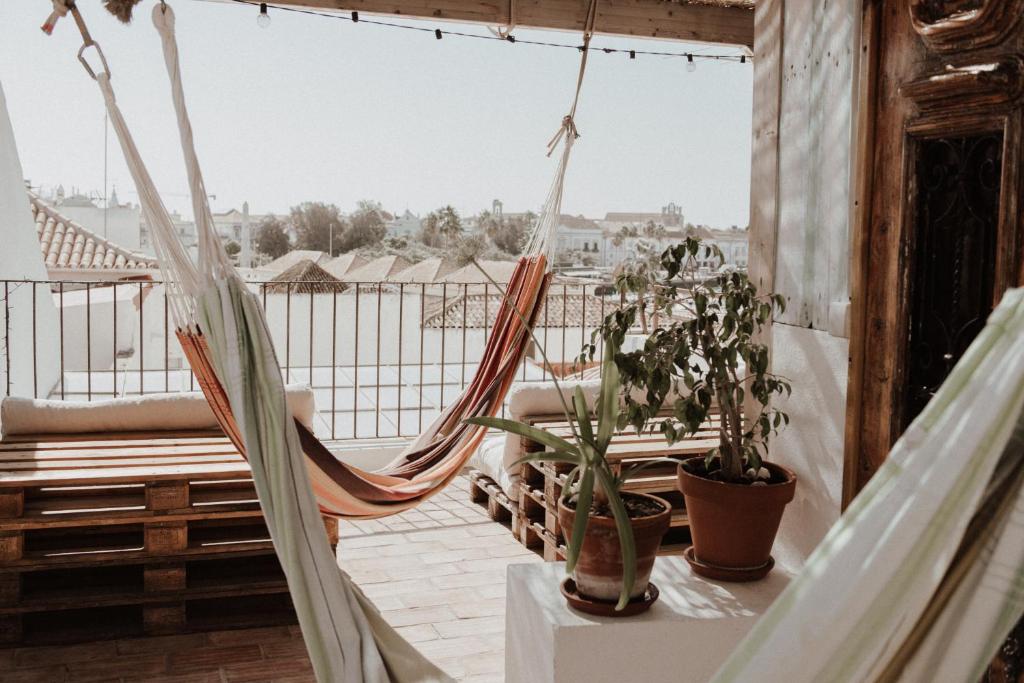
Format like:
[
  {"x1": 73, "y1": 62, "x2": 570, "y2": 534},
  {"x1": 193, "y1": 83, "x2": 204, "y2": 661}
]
[
  {"x1": 526, "y1": 0, "x2": 598, "y2": 262},
  {"x1": 151, "y1": 3, "x2": 233, "y2": 283}
]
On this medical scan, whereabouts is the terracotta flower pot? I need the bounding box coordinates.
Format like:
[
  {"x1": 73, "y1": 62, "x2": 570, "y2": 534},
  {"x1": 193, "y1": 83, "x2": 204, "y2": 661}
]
[
  {"x1": 677, "y1": 457, "x2": 796, "y2": 581},
  {"x1": 557, "y1": 492, "x2": 671, "y2": 602}
]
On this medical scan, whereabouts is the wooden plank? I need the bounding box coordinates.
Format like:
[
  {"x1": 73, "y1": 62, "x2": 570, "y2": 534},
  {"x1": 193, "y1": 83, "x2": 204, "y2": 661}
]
[
  {"x1": 3, "y1": 545, "x2": 278, "y2": 572},
  {"x1": 743, "y1": 0, "x2": 783, "y2": 426},
  {"x1": 0, "y1": 489, "x2": 24, "y2": 518},
  {"x1": 0, "y1": 444, "x2": 240, "y2": 461},
  {"x1": 0, "y1": 581, "x2": 291, "y2": 615},
  {"x1": 273, "y1": 0, "x2": 755, "y2": 47},
  {"x1": 0, "y1": 462, "x2": 253, "y2": 487},
  {"x1": 0, "y1": 455, "x2": 245, "y2": 471},
  {"x1": 0, "y1": 506, "x2": 265, "y2": 533},
  {"x1": 0, "y1": 431, "x2": 227, "y2": 448},
  {"x1": 841, "y1": 0, "x2": 880, "y2": 508}
]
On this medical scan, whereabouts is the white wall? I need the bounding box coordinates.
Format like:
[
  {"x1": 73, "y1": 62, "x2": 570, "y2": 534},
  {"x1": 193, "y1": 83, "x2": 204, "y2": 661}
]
[
  {"x1": 753, "y1": 0, "x2": 861, "y2": 565},
  {"x1": 57, "y1": 204, "x2": 142, "y2": 252},
  {"x1": 0, "y1": 81, "x2": 60, "y2": 398},
  {"x1": 261, "y1": 290, "x2": 591, "y2": 371},
  {"x1": 770, "y1": 325, "x2": 847, "y2": 570}
]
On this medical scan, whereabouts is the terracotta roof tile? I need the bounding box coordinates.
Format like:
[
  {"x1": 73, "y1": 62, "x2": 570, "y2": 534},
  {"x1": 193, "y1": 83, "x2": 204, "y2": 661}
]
[
  {"x1": 423, "y1": 291, "x2": 609, "y2": 329},
  {"x1": 29, "y1": 192, "x2": 157, "y2": 271}
]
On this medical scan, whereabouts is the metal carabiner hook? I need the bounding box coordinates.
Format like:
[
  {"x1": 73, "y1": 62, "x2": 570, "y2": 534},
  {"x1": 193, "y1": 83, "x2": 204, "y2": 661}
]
[{"x1": 77, "y1": 41, "x2": 110, "y2": 81}]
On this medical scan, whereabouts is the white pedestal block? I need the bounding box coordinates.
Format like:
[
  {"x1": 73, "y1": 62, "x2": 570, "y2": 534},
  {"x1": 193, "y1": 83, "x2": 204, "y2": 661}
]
[{"x1": 505, "y1": 557, "x2": 792, "y2": 683}]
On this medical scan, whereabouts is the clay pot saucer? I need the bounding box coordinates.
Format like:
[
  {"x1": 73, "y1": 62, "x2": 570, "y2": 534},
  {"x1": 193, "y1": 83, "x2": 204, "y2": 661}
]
[
  {"x1": 684, "y1": 546, "x2": 775, "y2": 582},
  {"x1": 560, "y1": 577, "x2": 659, "y2": 617}
]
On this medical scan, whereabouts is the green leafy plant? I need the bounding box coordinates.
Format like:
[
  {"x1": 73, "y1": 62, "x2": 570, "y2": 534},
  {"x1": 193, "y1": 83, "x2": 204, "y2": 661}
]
[
  {"x1": 584, "y1": 237, "x2": 790, "y2": 484},
  {"x1": 463, "y1": 262, "x2": 660, "y2": 611}
]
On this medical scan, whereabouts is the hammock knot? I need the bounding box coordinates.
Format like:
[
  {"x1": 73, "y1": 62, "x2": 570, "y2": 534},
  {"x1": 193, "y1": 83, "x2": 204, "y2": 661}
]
[{"x1": 546, "y1": 115, "x2": 579, "y2": 157}]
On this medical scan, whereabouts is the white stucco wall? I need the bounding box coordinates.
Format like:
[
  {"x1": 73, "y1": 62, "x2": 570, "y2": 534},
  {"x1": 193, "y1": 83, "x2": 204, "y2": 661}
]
[
  {"x1": 752, "y1": 0, "x2": 860, "y2": 564},
  {"x1": 0, "y1": 81, "x2": 60, "y2": 398},
  {"x1": 770, "y1": 323, "x2": 848, "y2": 569}
]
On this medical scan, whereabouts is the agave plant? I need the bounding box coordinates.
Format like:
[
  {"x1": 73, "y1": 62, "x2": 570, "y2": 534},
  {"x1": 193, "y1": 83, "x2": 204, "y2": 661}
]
[{"x1": 466, "y1": 332, "x2": 647, "y2": 610}]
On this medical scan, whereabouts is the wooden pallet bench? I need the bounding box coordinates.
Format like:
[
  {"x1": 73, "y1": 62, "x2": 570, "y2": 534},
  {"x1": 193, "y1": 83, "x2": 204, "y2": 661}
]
[
  {"x1": 0, "y1": 430, "x2": 337, "y2": 646},
  {"x1": 468, "y1": 412, "x2": 723, "y2": 561}
]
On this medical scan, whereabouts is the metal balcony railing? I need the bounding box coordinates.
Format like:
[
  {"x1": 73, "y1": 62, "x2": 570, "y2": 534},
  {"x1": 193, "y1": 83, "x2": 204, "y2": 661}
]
[{"x1": 0, "y1": 278, "x2": 613, "y2": 441}]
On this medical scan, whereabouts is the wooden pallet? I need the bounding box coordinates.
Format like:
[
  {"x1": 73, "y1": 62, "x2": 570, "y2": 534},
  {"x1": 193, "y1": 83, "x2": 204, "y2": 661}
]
[
  {"x1": 510, "y1": 412, "x2": 726, "y2": 560},
  {"x1": 0, "y1": 430, "x2": 338, "y2": 646}
]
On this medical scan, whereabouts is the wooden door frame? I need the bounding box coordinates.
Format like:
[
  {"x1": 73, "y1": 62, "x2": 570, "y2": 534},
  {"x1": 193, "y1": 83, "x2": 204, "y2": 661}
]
[
  {"x1": 842, "y1": 1, "x2": 1024, "y2": 507},
  {"x1": 841, "y1": 0, "x2": 881, "y2": 509}
]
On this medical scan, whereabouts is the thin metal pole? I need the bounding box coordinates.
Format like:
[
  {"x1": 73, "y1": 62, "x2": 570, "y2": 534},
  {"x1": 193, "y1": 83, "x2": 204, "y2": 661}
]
[
  {"x1": 440, "y1": 283, "x2": 447, "y2": 412},
  {"x1": 285, "y1": 283, "x2": 292, "y2": 383},
  {"x1": 31, "y1": 282, "x2": 37, "y2": 398},
  {"x1": 59, "y1": 282, "x2": 65, "y2": 399},
  {"x1": 397, "y1": 282, "x2": 404, "y2": 437},
  {"x1": 353, "y1": 284, "x2": 360, "y2": 438},
  {"x1": 483, "y1": 283, "x2": 490, "y2": 346},
  {"x1": 138, "y1": 282, "x2": 144, "y2": 394},
  {"x1": 560, "y1": 284, "x2": 567, "y2": 379},
  {"x1": 331, "y1": 290, "x2": 337, "y2": 439},
  {"x1": 375, "y1": 286, "x2": 382, "y2": 438},
  {"x1": 543, "y1": 290, "x2": 550, "y2": 381},
  {"x1": 418, "y1": 284, "x2": 425, "y2": 433},
  {"x1": 460, "y1": 284, "x2": 468, "y2": 390},
  {"x1": 4, "y1": 282, "x2": 10, "y2": 397},
  {"x1": 308, "y1": 289, "x2": 314, "y2": 387},
  {"x1": 112, "y1": 282, "x2": 117, "y2": 397},
  {"x1": 86, "y1": 283, "x2": 92, "y2": 401},
  {"x1": 164, "y1": 290, "x2": 169, "y2": 392},
  {"x1": 580, "y1": 287, "x2": 586, "y2": 379}
]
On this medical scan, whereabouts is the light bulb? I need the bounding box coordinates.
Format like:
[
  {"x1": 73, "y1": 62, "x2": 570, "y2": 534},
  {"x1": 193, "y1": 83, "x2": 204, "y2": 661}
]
[
  {"x1": 257, "y1": 3, "x2": 270, "y2": 28},
  {"x1": 686, "y1": 55, "x2": 696, "y2": 72}
]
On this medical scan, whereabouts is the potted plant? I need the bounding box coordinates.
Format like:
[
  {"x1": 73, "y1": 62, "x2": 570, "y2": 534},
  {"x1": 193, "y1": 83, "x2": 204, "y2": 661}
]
[
  {"x1": 588, "y1": 238, "x2": 795, "y2": 582},
  {"x1": 464, "y1": 288, "x2": 670, "y2": 614}
]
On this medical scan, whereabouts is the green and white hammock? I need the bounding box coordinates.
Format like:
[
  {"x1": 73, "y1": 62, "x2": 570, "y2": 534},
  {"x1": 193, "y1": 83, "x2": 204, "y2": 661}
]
[{"x1": 715, "y1": 288, "x2": 1024, "y2": 682}]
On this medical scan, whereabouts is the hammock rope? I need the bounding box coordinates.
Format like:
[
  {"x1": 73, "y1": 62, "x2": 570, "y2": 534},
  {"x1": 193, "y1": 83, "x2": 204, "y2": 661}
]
[{"x1": 50, "y1": 1, "x2": 600, "y2": 679}]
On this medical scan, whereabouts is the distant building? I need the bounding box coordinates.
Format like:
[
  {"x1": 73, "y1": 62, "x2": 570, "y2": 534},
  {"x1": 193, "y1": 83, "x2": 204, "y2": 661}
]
[
  {"x1": 600, "y1": 202, "x2": 684, "y2": 230},
  {"x1": 554, "y1": 215, "x2": 604, "y2": 265},
  {"x1": 707, "y1": 227, "x2": 749, "y2": 268},
  {"x1": 387, "y1": 210, "x2": 422, "y2": 239},
  {"x1": 41, "y1": 185, "x2": 144, "y2": 254}
]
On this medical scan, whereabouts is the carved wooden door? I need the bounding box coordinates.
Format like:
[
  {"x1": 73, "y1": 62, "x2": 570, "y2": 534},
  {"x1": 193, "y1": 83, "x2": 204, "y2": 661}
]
[
  {"x1": 845, "y1": 1, "x2": 1024, "y2": 678},
  {"x1": 847, "y1": 0, "x2": 1024, "y2": 491}
]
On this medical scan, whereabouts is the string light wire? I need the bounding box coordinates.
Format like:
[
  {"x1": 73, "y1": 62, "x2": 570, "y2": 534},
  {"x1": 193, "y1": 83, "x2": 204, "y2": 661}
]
[{"x1": 234, "y1": 0, "x2": 750, "y2": 64}]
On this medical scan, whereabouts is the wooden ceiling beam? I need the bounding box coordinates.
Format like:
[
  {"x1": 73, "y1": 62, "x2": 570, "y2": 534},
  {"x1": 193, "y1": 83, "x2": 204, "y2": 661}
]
[{"x1": 262, "y1": 1, "x2": 754, "y2": 48}]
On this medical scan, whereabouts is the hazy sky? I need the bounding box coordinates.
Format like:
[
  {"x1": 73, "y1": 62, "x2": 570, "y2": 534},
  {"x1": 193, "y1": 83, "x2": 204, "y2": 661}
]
[{"x1": 1, "y1": 1, "x2": 752, "y2": 226}]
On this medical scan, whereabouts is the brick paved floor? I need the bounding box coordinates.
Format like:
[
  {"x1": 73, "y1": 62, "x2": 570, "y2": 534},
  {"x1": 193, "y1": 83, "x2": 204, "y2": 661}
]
[{"x1": 0, "y1": 475, "x2": 541, "y2": 682}]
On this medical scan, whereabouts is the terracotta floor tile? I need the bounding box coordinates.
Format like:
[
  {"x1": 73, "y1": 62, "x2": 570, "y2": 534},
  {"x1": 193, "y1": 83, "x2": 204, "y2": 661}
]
[
  {"x1": 166, "y1": 644, "x2": 263, "y2": 676},
  {"x1": 2, "y1": 665, "x2": 71, "y2": 683},
  {"x1": 14, "y1": 641, "x2": 118, "y2": 668},
  {"x1": 6, "y1": 475, "x2": 537, "y2": 682},
  {"x1": 434, "y1": 616, "x2": 505, "y2": 639}
]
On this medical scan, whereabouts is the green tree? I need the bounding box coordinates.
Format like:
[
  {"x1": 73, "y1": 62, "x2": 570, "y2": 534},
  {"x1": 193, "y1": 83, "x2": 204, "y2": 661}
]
[
  {"x1": 292, "y1": 202, "x2": 348, "y2": 256},
  {"x1": 642, "y1": 220, "x2": 666, "y2": 239},
  {"x1": 420, "y1": 205, "x2": 463, "y2": 248},
  {"x1": 478, "y1": 209, "x2": 535, "y2": 255},
  {"x1": 255, "y1": 216, "x2": 290, "y2": 259},
  {"x1": 224, "y1": 240, "x2": 241, "y2": 258},
  {"x1": 339, "y1": 200, "x2": 387, "y2": 252}
]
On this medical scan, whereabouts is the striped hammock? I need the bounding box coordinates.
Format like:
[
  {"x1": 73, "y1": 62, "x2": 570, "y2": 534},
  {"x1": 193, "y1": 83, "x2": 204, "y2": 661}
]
[
  {"x1": 57, "y1": 1, "x2": 597, "y2": 679},
  {"x1": 713, "y1": 289, "x2": 1024, "y2": 682}
]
